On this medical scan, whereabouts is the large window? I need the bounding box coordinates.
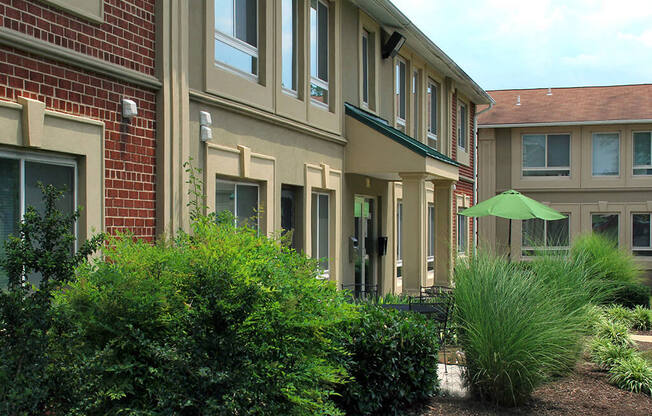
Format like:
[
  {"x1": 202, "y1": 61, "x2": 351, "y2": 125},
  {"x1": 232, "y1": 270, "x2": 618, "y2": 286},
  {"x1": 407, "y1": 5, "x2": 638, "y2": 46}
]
[
  {"x1": 522, "y1": 134, "x2": 570, "y2": 177},
  {"x1": 412, "y1": 70, "x2": 420, "y2": 139},
  {"x1": 592, "y1": 213, "x2": 619, "y2": 243},
  {"x1": 215, "y1": 179, "x2": 259, "y2": 230},
  {"x1": 0, "y1": 153, "x2": 76, "y2": 287},
  {"x1": 592, "y1": 133, "x2": 620, "y2": 176},
  {"x1": 281, "y1": 0, "x2": 298, "y2": 93},
  {"x1": 634, "y1": 132, "x2": 652, "y2": 176},
  {"x1": 396, "y1": 201, "x2": 403, "y2": 278},
  {"x1": 428, "y1": 204, "x2": 435, "y2": 272},
  {"x1": 457, "y1": 211, "x2": 467, "y2": 255},
  {"x1": 427, "y1": 80, "x2": 439, "y2": 148},
  {"x1": 522, "y1": 216, "x2": 569, "y2": 255},
  {"x1": 310, "y1": 0, "x2": 329, "y2": 106},
  {"x1": 281, "y1": 185, "x2": 302, "y2": 250},
  {"x1": 457, "y1": 103, "x2": 467, "y2": 151},
  {"x1": 214, "y1": 0, "x2": 258, "y2": 77},
  {"x1": 395, "y1": 58, "x2": 407, "y2": 132},
  {"x1": 311, "y1": 192, "x2": 330, "y2": 275},
  {"x1": 632, "y1": 213, "x2": 652, "y2": 257}
]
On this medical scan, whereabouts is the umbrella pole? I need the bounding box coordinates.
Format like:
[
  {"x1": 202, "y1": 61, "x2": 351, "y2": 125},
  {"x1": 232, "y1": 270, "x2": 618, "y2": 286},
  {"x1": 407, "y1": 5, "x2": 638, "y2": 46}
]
[{"x1": 508, "y1": 219, "x2": 512, "y2": 262}]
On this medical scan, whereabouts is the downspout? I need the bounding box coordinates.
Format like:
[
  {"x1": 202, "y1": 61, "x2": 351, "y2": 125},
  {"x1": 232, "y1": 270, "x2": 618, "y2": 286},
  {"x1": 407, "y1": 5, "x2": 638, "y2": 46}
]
[{"x1": 473, "y1": 101, "x2": 494, "y2": 253}]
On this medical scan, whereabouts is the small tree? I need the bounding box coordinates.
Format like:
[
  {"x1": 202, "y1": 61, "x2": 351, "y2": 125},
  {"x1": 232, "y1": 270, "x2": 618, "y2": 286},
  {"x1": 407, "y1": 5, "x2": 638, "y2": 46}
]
[{"x1": 0, "y1": 184, "x2": 103, "y2": 415}]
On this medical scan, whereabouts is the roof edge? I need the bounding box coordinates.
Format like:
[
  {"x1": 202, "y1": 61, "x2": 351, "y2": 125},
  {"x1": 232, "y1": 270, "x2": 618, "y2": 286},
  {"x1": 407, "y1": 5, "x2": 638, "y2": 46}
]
[{"x1": 479, "y1": 119, "x2": 652, "y2": 129}]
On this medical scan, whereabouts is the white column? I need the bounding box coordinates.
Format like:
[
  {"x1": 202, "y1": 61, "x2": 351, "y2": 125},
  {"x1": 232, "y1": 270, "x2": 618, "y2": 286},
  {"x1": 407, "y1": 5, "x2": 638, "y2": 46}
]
[{"x1": 399, "y1": 173, "x2": 428, "y2": 294}]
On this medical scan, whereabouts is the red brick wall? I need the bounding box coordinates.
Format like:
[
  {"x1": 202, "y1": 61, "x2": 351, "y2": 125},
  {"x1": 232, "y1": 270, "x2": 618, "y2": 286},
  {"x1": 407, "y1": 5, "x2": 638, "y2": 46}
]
[{"x1": 0, "y1": 0, "x2": 157, "y2": 240}]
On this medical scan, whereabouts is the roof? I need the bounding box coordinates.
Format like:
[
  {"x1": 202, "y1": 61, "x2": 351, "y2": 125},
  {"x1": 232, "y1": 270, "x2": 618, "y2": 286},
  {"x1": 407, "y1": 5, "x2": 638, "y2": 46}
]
[
  {"x1": 344, "y1": 102, "x2": 460, "y2": 167},
  {"x1": 354, "y1": 0, "x2": 493, "y2": 106},
  {"x1": 478, "y1": 84, "x2": 652, "y2": 126}
]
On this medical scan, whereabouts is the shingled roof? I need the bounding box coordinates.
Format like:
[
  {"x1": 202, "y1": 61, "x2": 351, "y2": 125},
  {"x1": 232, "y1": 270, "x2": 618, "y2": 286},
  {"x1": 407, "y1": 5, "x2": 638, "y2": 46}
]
[{"x1": 478, "y1": 84, "x2": 652, "y2": 126}]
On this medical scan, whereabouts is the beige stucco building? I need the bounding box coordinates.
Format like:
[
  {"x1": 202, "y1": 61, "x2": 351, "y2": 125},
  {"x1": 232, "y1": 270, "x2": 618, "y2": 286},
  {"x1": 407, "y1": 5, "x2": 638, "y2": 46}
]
[
  {"x1": 478, "y1": 85, "x2": 652, "y2": 285},
  {"x1": 157, "y1": 0, "x2": 492, "y2": 295}
]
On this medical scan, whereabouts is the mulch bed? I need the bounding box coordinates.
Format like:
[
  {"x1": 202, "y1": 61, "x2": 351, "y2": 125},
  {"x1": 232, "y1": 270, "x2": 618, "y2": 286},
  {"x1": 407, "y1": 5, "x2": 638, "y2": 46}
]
[{"x1": 412, "y1": 362, "x2": 652, "y2": 416}]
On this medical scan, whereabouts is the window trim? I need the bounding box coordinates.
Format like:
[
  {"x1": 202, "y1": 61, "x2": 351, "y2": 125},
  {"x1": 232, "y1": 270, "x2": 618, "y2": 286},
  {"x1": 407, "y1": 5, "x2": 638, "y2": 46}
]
[
  {"x1": 521, "y1": 133, "x2": 572, "y2": 177},
  {"x1": 312, "y1": 191, "x2": 330, "y2": 278},
  {"x1": 633, "y1": 130, "x2": 652, "y2": 176},
  {"x1": 213, "y1": 0, "x2": 260, "y2": 80},
  {"x1": 632, "y1": 212, "x2": 652, "y2": 256},
  {"x1": 215, "y1": 178, "x2": 260, "y2": 230},
  {"x1": 591, "y1": 131, "x2": 621, "y2": 177}
]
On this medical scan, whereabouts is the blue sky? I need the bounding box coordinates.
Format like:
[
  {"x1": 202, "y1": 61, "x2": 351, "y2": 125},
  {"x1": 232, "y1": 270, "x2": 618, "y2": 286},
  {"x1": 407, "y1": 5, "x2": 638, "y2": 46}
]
[{"x1": 391, "y1": 0, "x2": 652, "y2": 90}]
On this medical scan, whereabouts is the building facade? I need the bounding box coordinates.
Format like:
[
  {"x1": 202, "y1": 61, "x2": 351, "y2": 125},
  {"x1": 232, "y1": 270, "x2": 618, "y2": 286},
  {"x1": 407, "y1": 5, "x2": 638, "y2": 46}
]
[
  {"x1": 478, "y1": 85, "x2": 652, "y2": 284},
  {"x1": 0, "y1": 0, "x2": 491, "y2": 294}
]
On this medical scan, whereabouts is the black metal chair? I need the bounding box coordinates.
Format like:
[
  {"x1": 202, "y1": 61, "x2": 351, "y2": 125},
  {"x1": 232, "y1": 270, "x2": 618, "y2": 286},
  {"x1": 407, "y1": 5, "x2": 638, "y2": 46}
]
[
  {"x1": 409, "y1": 287, "x2": 454, "y2": 372},
  {"x1": 341, "y1": 283, "x2": 379, "y2": 302}
]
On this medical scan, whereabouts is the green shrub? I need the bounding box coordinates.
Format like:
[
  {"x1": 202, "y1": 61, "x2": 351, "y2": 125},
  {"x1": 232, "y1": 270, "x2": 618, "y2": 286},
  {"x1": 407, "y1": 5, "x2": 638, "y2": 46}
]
[
  {"x1": 603, "y1": 305, "x2": 636, "y2": 328},
  {"x1": 589, "y1": 337, "x2": 635, "y2": 370},
  {"x1": 605, "y1": 282, "x2": 651, "y2": 309},
  {"x1": 594, "y1": 319, "x2": 634, "y2": 347},
  {"x1": 571, "y1": 234, "x2": 643, "y2": 286},
  {"x1": 608, "y1": 355, "x2": 652, "y2": 395},
  {"x1": 454, "y1": 253, "x2": 595, "y2": 406},
  {"x1": 50, "y1": 215, "x2": 355, "y2": 415},
  {"x1": 335, "y1": 305, "x2": 439, "y2": 415},
  {"x1": 632, "y1": 306, "x2": 652, "y2": 331}
]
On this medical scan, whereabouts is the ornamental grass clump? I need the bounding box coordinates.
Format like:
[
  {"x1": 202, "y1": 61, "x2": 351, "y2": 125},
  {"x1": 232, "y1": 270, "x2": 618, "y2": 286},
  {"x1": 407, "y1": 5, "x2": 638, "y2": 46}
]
[
  {"x1": 608, "y1": 355, "x2": 652, "y2": 395},
  {"x1": 589, "y1": 337, "x2": 635, "y2": 370},
  {"x1": 632, "y1": 306, "x2": 652, "y2": 331},
  {"x1": 454, "y1": 252, "x2": 597, "y2": 406}
]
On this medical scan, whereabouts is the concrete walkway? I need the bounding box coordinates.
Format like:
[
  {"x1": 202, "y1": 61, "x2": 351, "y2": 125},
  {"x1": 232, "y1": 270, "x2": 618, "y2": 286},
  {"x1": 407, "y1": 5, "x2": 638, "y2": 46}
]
[
  {"x1": 437, "y1": 364, "x2": 469, "y2": 398},
  {"x1": 631, "y1": 334, "x2": 652, "y2": 343}
]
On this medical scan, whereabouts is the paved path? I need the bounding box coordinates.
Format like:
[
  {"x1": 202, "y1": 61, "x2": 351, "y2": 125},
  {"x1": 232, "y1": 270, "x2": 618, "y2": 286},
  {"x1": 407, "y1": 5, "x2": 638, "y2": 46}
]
[
  {"x1": 437, "y1": 364, "x2": 469, "y2": 398},
  {"x1": 631, "y1": 334, "x2": 652, "y2": 343}
]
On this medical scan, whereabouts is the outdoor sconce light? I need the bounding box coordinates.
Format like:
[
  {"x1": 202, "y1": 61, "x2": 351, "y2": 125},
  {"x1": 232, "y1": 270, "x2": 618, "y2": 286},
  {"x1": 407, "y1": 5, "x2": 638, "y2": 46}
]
[
  {"x1": 121, "y1": 98, "x2": 138, "y2": 121},
  {"x1": 200, "y1": 111, "x2": 212, "y2": 142},
  {"x1": 382, "y1": 31, "x2": 406, "y2": 59}
]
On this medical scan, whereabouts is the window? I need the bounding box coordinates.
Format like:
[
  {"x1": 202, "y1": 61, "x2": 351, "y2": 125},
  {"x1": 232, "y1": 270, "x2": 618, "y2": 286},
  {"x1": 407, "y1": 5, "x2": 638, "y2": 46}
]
[
  {"x1": 311, "y1": 192, "x2": 330, "y2": 275},
  {"x1": 215, "y1": 179, "x2": 259, "y2": 230},
  {"x1": 361, "y1": 29, "x2": 369, "y2": 106},
  {"x1": 634, "y1": 132, "x2": 652, "y2": 175},
  {"x1": 592, "y1": 133, "x2": 620, "y2": 176},
  {"x1": 522, "y1": 134, "x2": 570, "y2": 177},
  {"x1": 427, "y1": 80, "x2": 439, "y2": 148},
  {"x1": 395, "y1": 58, "x2": 406, "y2": 132},
  {"x1": 0, "y1": 153, "x2": 76, "y2": 288},
  {"x1": 428, "y1": 204, "x2": 435, "y2": 271},
  {"x1": 412, "y1": 70, "x2": 420, "y2": 139},
  {"x1": 281, "y1": 185, "x2": 302, "y2": 250},
  {"x1": 396, "y1": 201, "x2": 403, "y2": 278},
  {"x1": 281, "y1": 0, "x2": 298, "y2": 93},
  {"x1": 522, "y1": 216, "x2": 570, "y2": 255},
  {"x1": 458, "y1": 103, "x2": 467, "y2": 151},
  {"x1": 457, "y1": 211, "x2": 467, "y2": 255},
  {"x1": 214, "y1": 0, "x2": 259, "y2": 77},
  {"x1": 310, "y1": 0, "x2": 329, "y2": 106},
  {"x1": 632, "y1": 213, "x2": 652, "y2": 257},
  {"x1": 592, "y1": 213, "x2": 619, "y2": 243}
]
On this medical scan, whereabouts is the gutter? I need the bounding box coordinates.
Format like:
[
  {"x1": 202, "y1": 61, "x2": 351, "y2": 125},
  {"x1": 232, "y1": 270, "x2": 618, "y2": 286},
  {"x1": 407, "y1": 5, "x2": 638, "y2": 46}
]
[
  {"x1": 473, "y1": 101, "x2": 494, "y2": 253},
  {"x1": 478, "y1": 119, "x2": 652, "y2": 128}
]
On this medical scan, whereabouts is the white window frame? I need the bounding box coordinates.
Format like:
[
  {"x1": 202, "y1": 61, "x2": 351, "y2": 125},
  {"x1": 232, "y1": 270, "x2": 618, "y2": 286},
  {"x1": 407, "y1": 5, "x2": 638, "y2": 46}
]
[
  {"x1": 312, "y1": 191, "x2": 330, "y2": 279},
  {"x1": 591, "y1": 132, "x2": 620, "y2": 177},
  {"x1": 214, "y1": 0, "x2": 260, "y2": 79},
  {"x1": 633, "y1": 131, "x2": 652, "y2": 176},
  {"x1": 310, "y1": 0, "x2": 329, "y2": 108},
  {"x1": 458, "y1": 102, "x2": 468, "y2": 152},
  {"x1": 521, "y1": 133, "x2": 571, "y2": 177},
  {"x1": 395, "y1": 57, "x2": 407, "y2": 131},
  {"x1": 0, "y1": 149, "x2": 79, "y2": 250},
  {"x1": 632, "y1": 213, "x2": 652, "y2": 256},
  {"x1": 396, "y1": 200, "x2": 403, "y2": 278},
  {"x1": 521, "y1": 215, "x2": 570, "y2": 256},
  {"x1": 427, "y1": 79, "x2": 439, "y2": 147},
  {"x1": 215, "y1": 178, "x2": 260, "y2": 231}
]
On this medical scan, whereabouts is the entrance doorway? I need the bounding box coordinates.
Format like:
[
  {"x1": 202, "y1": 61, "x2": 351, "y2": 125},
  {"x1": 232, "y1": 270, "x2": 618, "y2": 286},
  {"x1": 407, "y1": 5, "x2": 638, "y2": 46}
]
[{"x1": 353, "y1": 196, "x2": 376, "y2": 297}]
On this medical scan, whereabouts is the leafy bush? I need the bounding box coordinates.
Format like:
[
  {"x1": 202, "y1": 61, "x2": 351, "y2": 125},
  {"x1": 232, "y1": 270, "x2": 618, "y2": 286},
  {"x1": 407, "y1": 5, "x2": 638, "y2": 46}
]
[
  {"x1": 335, "y1": 305, "x2": 439, "y2": 415},
  {"x1": 603, "y1": 305, "x2": 636, "y2": 328},
  {"x1": 632, "y1": 306, "x2": 652, "y2": 331},
  {"x1": 50, "y1": 215, "x2": 355, "y2": 415},
  {"x1": 605, "y1": 282, "x2": 651, "y2": 309},
  {"x1": 589, "y1": 337, "x2": 635, "y2": 370},
  {"x1": 608, "y1": 355, "x2": 652, "y2": 395},
  {"x1": 454, "y1": 253, "x2": 596, "y2": 406},
  {"x1": 0, "y1": 184, "x2": 103, "y2": 416},
  {"x1": 571, "y1": 234, "x2": 643, "y2": 287},
  {"x1": 594, "y1": 319, "x2": 634, "y2": 347}
]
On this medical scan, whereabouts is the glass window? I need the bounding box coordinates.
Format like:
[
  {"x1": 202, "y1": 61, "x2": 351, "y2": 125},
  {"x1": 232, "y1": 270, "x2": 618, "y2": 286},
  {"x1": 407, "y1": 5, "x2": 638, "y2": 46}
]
[
  {"x1": 634, "y1": 132, "x2": 652, "y2": 175},
  {"x1": 310, "y1": 0, "x2": 329, "y2": 106},
  {"x1": 281, "y1": 0, "x2": 298, "y2": 92},
  {"x1": 311, "y1": 192, "x2": 329, "y2": 274},
  {"x1": 396, "y1": 201, "x2": 403, "y2": 278},
  {"x1": 215, "y1": 179, "x2": 259, "y2": 230},
  {"x1": 522, "y1": 134, "x2": 570, "y2": 177},
  {"x1": 0, "y1": 154, "x2": 76, "y2": 288},
  {"x1": 592, "y1": 213, "x2": 619, "y2": 243},
  {"x1": 522, "y1": 216, "x2": 570, "y2": 255},
  {"x1": 457, "y1": 211, "x2": 467, "y2": 254},
  {"x1": 592, "y1": 133, "x2": 620, "y2": 176},
  {"x1": 395, "y1": 58, "x2": 406, "y2": 131},
  {"x1": 412, "y1": 70, "x2": 420, "y2": 139},
  {"x1": 458, "y1": 103, "x2": 467, "y2": 151},
  {"x1": 281, "y1": 185, "x2": 301, "y2": 250},
  {"x1": 361, "y1": 30, "x2": 369, "y2": 106},
  {"x1": 633, "y1": 213, "x2": 652, "y2": 257},
  {"x1": 428, "y1": 204, "x2": 435, "y2": 271},
  {"x1": 214, "y1": 0, "x2": 258, "y2": 77},
  {"x1": 427, "y1": 80, "x2": 439, "y2": 148}
]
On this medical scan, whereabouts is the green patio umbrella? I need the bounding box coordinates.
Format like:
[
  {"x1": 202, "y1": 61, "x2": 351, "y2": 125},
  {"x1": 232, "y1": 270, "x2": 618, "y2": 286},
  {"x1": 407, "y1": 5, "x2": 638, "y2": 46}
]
[{"x1": 460, "y1": 190, "x2": 566, "y2": 257}]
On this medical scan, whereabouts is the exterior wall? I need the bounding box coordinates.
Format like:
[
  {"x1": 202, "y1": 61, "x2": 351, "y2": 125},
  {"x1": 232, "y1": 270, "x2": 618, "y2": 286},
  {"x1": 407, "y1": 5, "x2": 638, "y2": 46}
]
[{"x1": 0, "y1": 0, "x2": 158, "y2": 241}]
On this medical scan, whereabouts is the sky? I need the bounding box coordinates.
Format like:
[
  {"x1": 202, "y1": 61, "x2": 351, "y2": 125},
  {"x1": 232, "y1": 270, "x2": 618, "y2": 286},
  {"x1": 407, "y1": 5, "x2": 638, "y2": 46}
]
[{"x1": 391, "y1": 0, "x2": 652, "y2": 91}]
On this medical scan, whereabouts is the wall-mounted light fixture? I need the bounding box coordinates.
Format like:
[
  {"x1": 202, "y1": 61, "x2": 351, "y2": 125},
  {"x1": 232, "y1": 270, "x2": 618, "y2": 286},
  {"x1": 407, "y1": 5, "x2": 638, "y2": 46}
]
[
  {"x1": 121, "y1": 98, "x2": 138, "y2": 121},
  {"x1": 381, "y1": 31, "x2": 406, "y2": 59},
  {"x1": 199, "y1": 111, "x2": 212, "y2": 142}
]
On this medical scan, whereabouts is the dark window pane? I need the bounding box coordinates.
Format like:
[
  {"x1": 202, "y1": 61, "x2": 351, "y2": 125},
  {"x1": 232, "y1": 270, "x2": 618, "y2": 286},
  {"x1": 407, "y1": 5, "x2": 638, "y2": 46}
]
[
  {"x1": 0, "y1": 158, "x2": 20, "y2": 288},
  {"x1": 546, "y1": 217, "x2": 569, "y2": 247},
  {"x1": 235, "y1": 0, "x2": 257, "y2": 47},
  {"x1": 236, "y1": 184, "x2": 258, "y2": 229},
  {"x1": 592, "y1": 133, "x2": 619, "y2": 175},
  {"x1": 398, "y1": 61, "x2": 406, "y2": 119},
  {"x1": 281, "y1": 186, "x2": 301, "y2": 250},
  {"x1": 25, "y1": 161, "x2": 74, "y2": 219},
  {"x1": 522, "y1": 218, "x2": 544, "y2": 246},
  {"x1": 317, "y1": 1, "x2": 328, "y2": 82},
  {"x1": 362, "y1": 33, "x2": 368, "y2": 103},
  {"x1": 547, "y1": 134, "x2": 570, "y2": 167},
  {"x1": 215, "y1": 180, "x2": 236, "y2": 217},
  {"x1": 633, "y1": 214, "x2": 651, "y2": 248},
  {"x1": 523, "y1": 135, "x2": 545, "y2": 168},
  {"x1": 634, "y1": 132, "x2": 651, "y2": 167},
  {"x1": 318, "y1": 194, "x2": 329, "y2": 270},
  {"x1": 281, "y1": 0, "x2": 297, "y2": 91},
  {"x1": 592, "y1": 214, "x2": 619, "y2": 243}
]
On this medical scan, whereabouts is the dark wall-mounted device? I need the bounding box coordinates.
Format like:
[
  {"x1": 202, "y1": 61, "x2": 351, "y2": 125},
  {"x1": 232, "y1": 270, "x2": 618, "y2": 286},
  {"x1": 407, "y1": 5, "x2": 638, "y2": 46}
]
[
  {"x1": 377, "y1": 236, "x2": 388, "y2": 256},
  {"x1": 381, "y1": 31, "x2": 406, "y2": 59}
]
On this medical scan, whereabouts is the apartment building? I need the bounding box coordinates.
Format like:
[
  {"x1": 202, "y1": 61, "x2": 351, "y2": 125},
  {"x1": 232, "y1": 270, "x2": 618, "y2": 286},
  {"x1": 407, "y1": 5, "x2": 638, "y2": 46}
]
[
  {"x1": 477, "y1": 85, "x2": 652, "y2": 283},
  {"x1": 0, "y1": 0, "x2": 491, "y2": 295}
]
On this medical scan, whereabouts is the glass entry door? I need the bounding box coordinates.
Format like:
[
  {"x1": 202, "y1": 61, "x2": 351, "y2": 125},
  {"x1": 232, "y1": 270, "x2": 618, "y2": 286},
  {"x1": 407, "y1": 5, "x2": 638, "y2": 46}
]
[{"x1": 354, "y1": 196, "x2": 375, "y2": 297}]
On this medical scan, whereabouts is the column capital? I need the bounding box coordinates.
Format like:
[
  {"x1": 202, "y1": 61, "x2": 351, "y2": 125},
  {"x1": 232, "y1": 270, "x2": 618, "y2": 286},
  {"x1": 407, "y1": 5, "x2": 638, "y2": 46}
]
[
  {"x1": 431, "y1": 179, "x2": 456, "y2": 188},
  {"x1": 399, "y1": 172, "x2": 429, "y2": 181}
]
